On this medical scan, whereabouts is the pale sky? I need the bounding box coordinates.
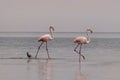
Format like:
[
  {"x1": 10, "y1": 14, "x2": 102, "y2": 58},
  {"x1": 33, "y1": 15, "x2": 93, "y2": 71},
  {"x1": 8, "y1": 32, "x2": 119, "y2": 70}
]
[{"x1": 0, "y1": 0, "x2": 120, "y2": 32}]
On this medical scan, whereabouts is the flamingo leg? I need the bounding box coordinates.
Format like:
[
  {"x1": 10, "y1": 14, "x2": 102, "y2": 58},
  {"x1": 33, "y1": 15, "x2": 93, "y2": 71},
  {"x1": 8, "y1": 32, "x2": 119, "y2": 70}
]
[
  {"x1": 46, "y1": 41, "x2": 50, "y2": 59},
  {"x1": 74, "y1": 44, "x2": 85, "y2": 60},
  {"x1": 74, "y1": 44, "x2": 80, "y2": 53},
  {"x1": 35, "y1": 42, "x2": 44, "y2": 58},
  {"x1": 79, "y1": 44, "x2": 82, "y2": 62}
]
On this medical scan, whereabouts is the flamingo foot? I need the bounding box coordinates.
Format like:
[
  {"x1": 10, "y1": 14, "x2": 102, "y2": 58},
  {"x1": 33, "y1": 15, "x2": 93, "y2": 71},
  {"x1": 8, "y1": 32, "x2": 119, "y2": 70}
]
[{"x1": 35, "y1": 56, "x2": 37, "y2": 59}]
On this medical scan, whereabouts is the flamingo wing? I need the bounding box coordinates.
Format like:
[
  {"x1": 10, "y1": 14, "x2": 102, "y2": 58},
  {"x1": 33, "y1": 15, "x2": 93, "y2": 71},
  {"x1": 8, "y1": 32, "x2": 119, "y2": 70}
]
[
  {"x1": 74, "y1": 36, "x2": 87, "y2": 44},
  {"x1": 38, "y1": 34, "x2": 52, "y2": 42}
]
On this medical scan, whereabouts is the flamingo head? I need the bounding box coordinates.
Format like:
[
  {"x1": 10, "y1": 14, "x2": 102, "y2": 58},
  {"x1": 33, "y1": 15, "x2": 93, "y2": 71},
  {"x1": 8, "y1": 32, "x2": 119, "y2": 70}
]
[
  {"x1": 49, "y1": 25, "x2": 55, "y2": 31},
  {"x1": 86, "y1": 27, "x2": 93, "y2": 33}
]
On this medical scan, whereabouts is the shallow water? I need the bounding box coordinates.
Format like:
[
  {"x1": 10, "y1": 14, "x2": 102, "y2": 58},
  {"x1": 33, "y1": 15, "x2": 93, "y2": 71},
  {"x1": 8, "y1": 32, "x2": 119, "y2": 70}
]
[{"x1": 0, "y1": 32, "x2": 120, "y2": 80}]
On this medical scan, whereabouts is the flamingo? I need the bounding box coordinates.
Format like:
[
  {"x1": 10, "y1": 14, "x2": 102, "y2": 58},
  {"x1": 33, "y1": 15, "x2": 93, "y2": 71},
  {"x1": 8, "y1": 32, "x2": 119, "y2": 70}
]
[
  {"x1": 26, "y1": 26, "x2": 55, "y2": 59},
  {"x1": 33, "y1": 26, "x2": 55, "y2": 59},
  {"x1": 74, "y1": 28, "x2": 93, "y2": 62}
]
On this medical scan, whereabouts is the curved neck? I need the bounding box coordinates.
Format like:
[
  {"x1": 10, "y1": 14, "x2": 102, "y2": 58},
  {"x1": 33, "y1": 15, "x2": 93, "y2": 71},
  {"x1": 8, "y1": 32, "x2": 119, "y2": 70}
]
[
  {"x1": 86, "y1": 31, "x2": 90, "y2": 43},
  {"x1": 49, "y1": 28, "x2": 54, "y2": 39}
]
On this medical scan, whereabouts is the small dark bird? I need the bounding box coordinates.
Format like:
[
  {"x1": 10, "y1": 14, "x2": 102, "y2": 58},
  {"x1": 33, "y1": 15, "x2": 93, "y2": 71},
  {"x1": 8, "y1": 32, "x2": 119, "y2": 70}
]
[{"x1": 26, "y1": 52, "x2": 32, "y2": 58}]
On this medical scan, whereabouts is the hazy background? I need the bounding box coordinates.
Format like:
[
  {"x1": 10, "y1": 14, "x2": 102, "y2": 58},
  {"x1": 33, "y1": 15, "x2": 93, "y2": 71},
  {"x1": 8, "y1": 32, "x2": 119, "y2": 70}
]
[{"x1": 0, "y1": 0, "x2": 120, "y2": 32}]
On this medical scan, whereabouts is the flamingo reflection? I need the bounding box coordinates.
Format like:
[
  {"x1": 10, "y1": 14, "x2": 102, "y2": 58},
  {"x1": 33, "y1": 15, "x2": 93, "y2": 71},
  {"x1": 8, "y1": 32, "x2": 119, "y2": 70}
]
[
  {"x1": 76, "y1": 64, "x2": 87, "y2": 80},
  {"x1": 44, "y1": 60, "x2": 52, "y2": 80},
  {"x1": 37, "y1": 60, "x2": 52, "y2": 80}
]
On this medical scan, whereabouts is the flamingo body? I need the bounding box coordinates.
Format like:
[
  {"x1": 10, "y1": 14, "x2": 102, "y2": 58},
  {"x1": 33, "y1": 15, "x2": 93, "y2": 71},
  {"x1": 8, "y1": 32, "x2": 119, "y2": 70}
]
[
  {"x1": 74, "y1": 36, "x2": 88, "y2": 44},
  {"x1": 38, "y1": 34, "x2": 53, "y2": 42}
]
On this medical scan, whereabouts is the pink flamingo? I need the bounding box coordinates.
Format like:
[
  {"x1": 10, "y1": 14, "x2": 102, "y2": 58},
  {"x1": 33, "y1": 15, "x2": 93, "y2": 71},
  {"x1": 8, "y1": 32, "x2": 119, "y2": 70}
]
[
  {"x1": 74, "y1": 28, "x2": 93, "y2": 62},
  {"x1": 26, "y1": 26, "x2": 54, "y2": 59},
  {"x1": 35, "y1": 26, "x2": 55, "y2": 59},
  {"x1": 26, "y1": 26, "x2": 54, "y2": 58}
]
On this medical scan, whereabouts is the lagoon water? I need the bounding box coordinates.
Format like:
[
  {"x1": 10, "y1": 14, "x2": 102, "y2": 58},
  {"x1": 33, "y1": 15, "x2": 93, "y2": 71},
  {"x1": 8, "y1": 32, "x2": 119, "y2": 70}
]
[{"x1": 0, "y1": 32, "x2": 120, "y2": 80}]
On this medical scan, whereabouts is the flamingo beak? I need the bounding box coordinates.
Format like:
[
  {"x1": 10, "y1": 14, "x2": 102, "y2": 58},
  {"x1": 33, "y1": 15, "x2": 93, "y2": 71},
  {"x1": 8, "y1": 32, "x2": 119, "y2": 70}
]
[
  {"x1": 87, "y1": 28, "x2": 93, "y2": 33},
  {"x1": 52, "y1": 27, "x2": 54, "y2": 31},
  {"x1": 91, "y1": 30, "x2": 93, "y2": 33}
]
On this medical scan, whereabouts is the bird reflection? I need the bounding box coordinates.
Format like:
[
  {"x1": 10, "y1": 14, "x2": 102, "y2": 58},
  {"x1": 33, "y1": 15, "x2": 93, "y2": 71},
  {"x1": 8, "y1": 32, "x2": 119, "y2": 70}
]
[
  {"x1": 26, "y1": 59, "x2": 87, "y2": 80},
  {"x1": 44, "y1": 60, "x2": 52, "y2": 80},
  {"x1": 76, "y1": 64, "x2": 87, "y2": 80},
  {"x1": 37, "y1": 60, "x2": 52, "y2": 80}
]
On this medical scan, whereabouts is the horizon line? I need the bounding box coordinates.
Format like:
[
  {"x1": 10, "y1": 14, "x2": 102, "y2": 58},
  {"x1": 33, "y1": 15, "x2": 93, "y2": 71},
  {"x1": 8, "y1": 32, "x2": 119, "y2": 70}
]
[{"x1": 0, "y1": 31, "x2": 120, "y2": 33}]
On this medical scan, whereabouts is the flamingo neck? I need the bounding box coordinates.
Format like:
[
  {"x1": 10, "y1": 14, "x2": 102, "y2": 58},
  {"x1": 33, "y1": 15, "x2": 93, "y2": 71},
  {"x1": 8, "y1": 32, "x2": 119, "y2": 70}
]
[
  {"x1": 86, "y1": 31, "x2": 90, "y2": 43},
  {"x1": 49, "y1": 28, "x2": 54, "y2": 39}
]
